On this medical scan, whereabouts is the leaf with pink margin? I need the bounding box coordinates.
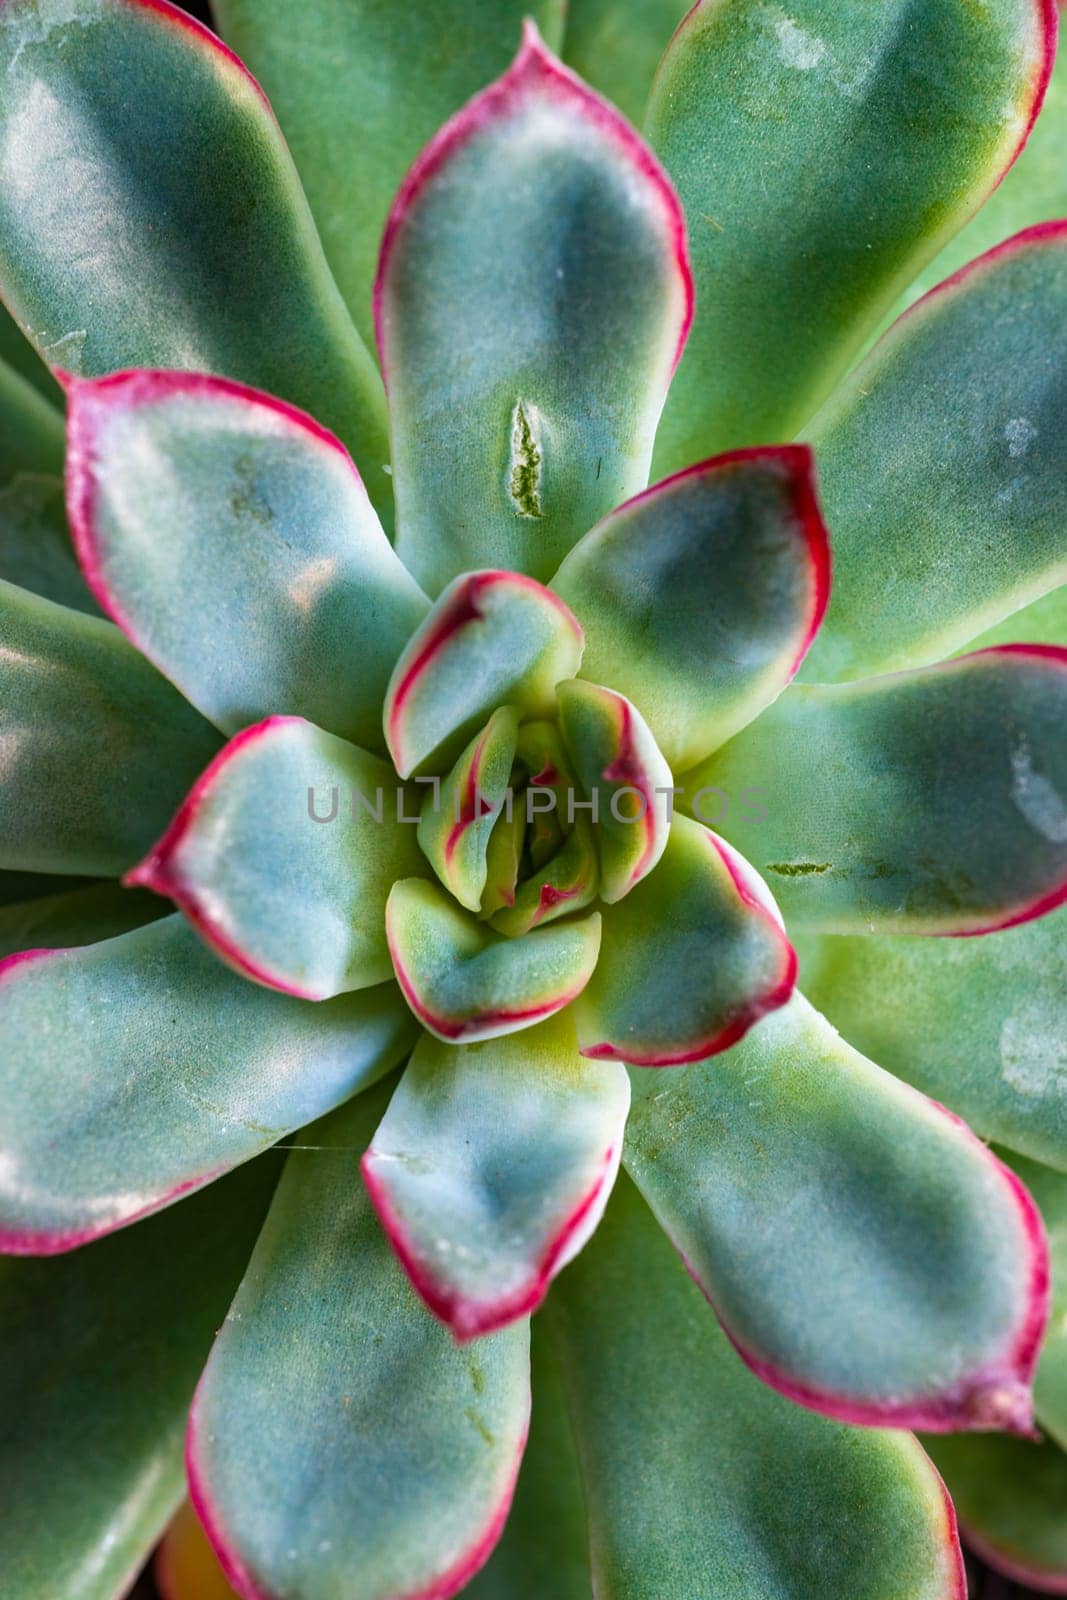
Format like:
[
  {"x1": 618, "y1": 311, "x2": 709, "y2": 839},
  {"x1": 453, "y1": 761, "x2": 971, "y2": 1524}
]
[
  {"x1": 488, "y1": 813, "x2": 600, "y2": 937},
  {"x1": 624, "y1": 992, "x2": 1049, "y2": 1435},
  {"x1": 0, "y1": 578, "x2": 222, "y2": 877},
  {"x1": 556, "y1": 680, "x2": 673, "y2": 904},
  {"x1": 0, "y1": 1155, "x2": 279, "y2": 1600},
  {"x1": 925, "y1": 1431, "x2": 1067, "y2": 1594},
  {"x1": 383, "y1": 570, "x2": 583, "y2": 779},
  {"x1": 0, "y1": 914, "x2": 415, "y2": 1254},
  {"x1": 362, "y1": 1013, "x2": 629, "y2": 1338},
  {"x1": 65, "y1": 371, "x2": 428, "y2": 752},
  {"x1": 128, "y1": 717, "x2": 426, "y2": 1000},
  {"x1": 693, "y1": 645, "x2": 1067, "y2": 935},
  {"x1": 803, "y1": 904, "x2": 1067, "y2": 1174},
  {"x1": 648, "y1": 0, "x2": 1057, "y2": 474},
  {"x1": 377, "y1": 20, "x2": 692, "y2": 594},
  {"x1": 546, "y1": 1174, "x2": 967, "y2": 1600},
  {"x1": 417, "y1": 708, "x2": 519, "y2": 912},
  {"x1": 803, "y1": 224, "x2": 1067, "y2": 683},
  {"x1": 575, "y1": 815, "x2": 795, "y2": 1065},
  {"x1": 188, "y1": 1082, "x2": 531, "y2": 1600},
  {"x1": 386, "y1": 878, "x2": 601, "y2": 1044},
  {"x1": 213, "y1": 0, "x2": 565, "y2": 349},
  {"x1": 0, "y1": 0, "x2": 391, "y2": 520},
  {"x1": 553, "y1": 446, "x2": 830, "y2": 771},
  {"x1": 0, "y1": 878, "x2": 165, "y2": 961}
]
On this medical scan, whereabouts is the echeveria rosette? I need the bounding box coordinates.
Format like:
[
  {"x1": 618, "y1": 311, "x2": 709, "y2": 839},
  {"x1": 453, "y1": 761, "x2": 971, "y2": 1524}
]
[{"x1": 0, "y1": 1, "x2": 1065, "y2": 1597}]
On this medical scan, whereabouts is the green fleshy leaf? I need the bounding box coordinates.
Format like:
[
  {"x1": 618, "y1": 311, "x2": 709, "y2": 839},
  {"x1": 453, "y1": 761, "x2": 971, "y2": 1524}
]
[
  {"x1": 378, "y1": 23, "x2": 692, "y2": 594},
  {"x1": 694, "y1": 647, "x2": 1067, "y2": 934},
  {"x1": 481, "y1": 802, "x2": 527, "y2": 921},
  {"x1": 0, "y1": 579, "x2": 221, "y2": 877},
  {"x1": 1009, "y1": 1152, "x2": 1067, "y2": 1449},
  {"x1": 894, "y1": 23, "x2": 1067, "y2": 316},
  {"x1": 0, "y1": 878, "x2": 163, "y2": 959},
  {"x1": 0, "y1": 1155, "x2": 279, "y2": 1600},
  {"x1": 925, "y1": 1431, "x2": 1067, "y2": 1592},
  {"x1": 625, "y1": 992, "x2": 1047, "y2": 1433},
  {"x1": 67, "y1": 371, "x2": 428, "y2": 750},
  {"x1": 557, "y1": 680, "x2": 673, "y2": 902},
  {"x1": 552, "y1": 446, "x2": 829, "y2": 770},
  {"x1": 547, "y1": 1174, "x2": 965, "y2": 1600},
  {"x1": 647, "y1": 0, "x2": 1054, "y2": 474},
  {"x1": 804, "y1": 906, "x2": 1067, "y2": 1173},
  {"x1": 0, "y1": 355, "x2": 95, "y2": 612},
  {"x1": 963, "y1": 581, "x2": 1067, "y2": 652},
  {"x1": 0, "y1": 915, "x2": 415, "y2": 1251},
  {"x1": 803, "y1": 224, "x2": 1067, "y2": 682},
  {"x1": 0, "y1": 301, "x2": 60, "y2": 401},
  {"x1": 384, "y1": 570, "x2": 583, "y2": 779},
  {"x1": 575, "y1": 816, "x2": 794, "y2": 1064},
  {"x1": 188, "y1": 1084, "x2": 531, "y2": 1600},
  {"x1": 488, "y1": 812, "x2": 600, "y2": 936},
  {"x1": 464, "y1": 1323, "x2": 589, "y2": 1600},
  {"x1": 562, "y1": 0, "x2": 692, "y2": 125},
  {"x1": 363, "y1": 1014, "x2": 628, "y2": 1336},
  {"x1": 213, "y1": 0, "x2": 565, "y2": 348},
  {"x1": 131, "y1": 718, "x2": 425, "y2": 1000},
  {"x1": 0, "y1": 0, "x2": 391, "y2": 519},
  {"x1": 417, "y1": 707, "x2": 519, "y2": 912},
  {"x1": 386, "y1": 878, "x2": 601, "y2": 1043}
]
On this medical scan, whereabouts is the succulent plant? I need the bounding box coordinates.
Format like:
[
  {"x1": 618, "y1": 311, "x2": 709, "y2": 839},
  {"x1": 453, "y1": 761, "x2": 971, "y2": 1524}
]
[{"x1": 2, "y1": 1, "x2": 1067, "y2": 1597}]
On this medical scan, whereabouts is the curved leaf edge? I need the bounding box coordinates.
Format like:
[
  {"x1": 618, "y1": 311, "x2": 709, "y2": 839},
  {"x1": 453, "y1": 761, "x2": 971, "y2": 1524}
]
[
  {"x1": 961, "y1": 1521, "x2": 1067, "y2": 1595},
  {"x1": 372, "y1": 17, "x2": 694, "y2": 385},
  {"x1": 186, "y1": 1380, "x2": 531, "y2": 1600},
  {"x1": 123, "y1": 715, "x2": 321, "y2": 999},
  {"x1": 361, "y1": 1138, "x2": 622, "y2": 1342},
  {"x1": 580, "y1": 833, "x2": 798, "y2": 1066}
]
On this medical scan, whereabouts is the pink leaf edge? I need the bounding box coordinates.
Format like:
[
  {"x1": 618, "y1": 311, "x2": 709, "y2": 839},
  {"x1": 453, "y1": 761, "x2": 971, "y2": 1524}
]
[
  {"x1": 934, "y1": 1467, "x2": 970, "y2": 1600},
  {"x1": 580, "y1": 832, "x2": 798, "y2": 1067},
  {"x1": 185, "y1": 1377, "x2": 530, "y2": 1600},
  {"x1": 362, "y1": 1142, "x2": 621, "y2": 1342},
  {"x1": 384, "y1": 570, "x2": 583, "y2": 777},
  {"x1": 681, "y1": 1099, "x2": 1049, "y2": 1436},
  {"x1": 65, "y1": 368, "x2": 365, "y2": 655},
  {"x1": 373, "y1": 17, "x2": 693, "y2": 385},
  {"x1": 123, "y1": 714, "x2": 324, "y2": 1000},
  {"x1": 961, "y1": 1522, "x2": 1067, "y2": 1596}
]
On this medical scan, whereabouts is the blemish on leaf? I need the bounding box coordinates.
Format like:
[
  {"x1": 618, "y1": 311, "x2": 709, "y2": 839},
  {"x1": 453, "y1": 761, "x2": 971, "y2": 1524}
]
[
  {"x1": 40, "y1": 328, "x2": 86, "y2": 374},
  {"x1": 1010, "y1": 735, "x2": 1067, "y2": 842},
  {"x1": 465, "y1": 1407, "x2": 495, "y2": 1447},
  {"x1": 765, "y1": 860, "x2": 832, "y2": 877},
  {"x1": 508, "y1": 400, "x2": 543, "y2": 519},
  {"x1": 1005, "y1": 417, "x2": 1038, "y2": 459}
]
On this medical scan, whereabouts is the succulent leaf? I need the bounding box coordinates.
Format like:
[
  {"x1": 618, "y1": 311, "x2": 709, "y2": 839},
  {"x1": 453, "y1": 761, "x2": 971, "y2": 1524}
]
[
  {"x1": 552, "y1": 445, "x2": 830, "y2": 770},
  {"x1": 129, "y1": 717, "x2": 426, "y2": 999},
  {"x1": 561, "y1": 0, "x2": 693, "y2": 125},
  {"x1": 463, "y1": 1324, "x2": 589, "y2": 1600},
  {"x1": 376, "y1": 21, "x2": 692, "y2": 594},
  {"x1": 488, "y1": 812, "x2": 600, "y2": 936},
  {"x1": 363, "y1": 1014, "x2": 629, "y2": 1338},
  {"x1": 547, "y1": 1174, "x2": 967, "y2": 1600},
  {"x1": 647, "y1": 0, "x2": 1057, "y2": 473},
  {"x1": 0, "y1": 916, "x2": 414, "y2": 1252},
  {"x1": 188, "y1": 1085, "x2": 531, "y2": 1600},
  {"x1": 625, "y1": 993, "x2": 1049, "y2": 1433},
  {"x1": 417, "y1": 707, "x2": 520, "y2": 911},
  {"x1": 0, "y1": 578, "x2": 222, "y2": 876},
  {"x1": 0, "y1": 879, "x2": 164, "y2": 959},
  {"x1": 386, "y1": 878, "x2": 602, "y2": 1044},
  {"x1": 695, "y1": 646, "x2": 1067, "y2": 934},
  {"x1": 383, "y1": 570, "x2": 583, "y2": 779},
  {"x1": 65, "y1": 371, "x2": 429, "y2": 750},
  {"x1": 804, "y1": 223, "x2": 1067, "y2": 682},
  {"x1": 0, "y1": 355, "x2": 96, "y2": 613},
  {"x1": 556, "y1": 680, "x2": 673, "y2": 902},
  {"x1": 925, "y1": 1431, "x2": 1067, "y2": 1593},
  {"x1": 213, "y1": 0, "x2": 566, "y2": 348},
  {"x1": 805, "y1": 905, "x2": 1067, "y2": 1173},
  {"x1": 0, "y1": 1156, "x2": 279, "y2": 1600},
  {"x1": 575, "y1": 816, "x2": 795, "y2": 1064},
  {"x1": 0, "y1": 0, "x2": 391, "y2": 519}
]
